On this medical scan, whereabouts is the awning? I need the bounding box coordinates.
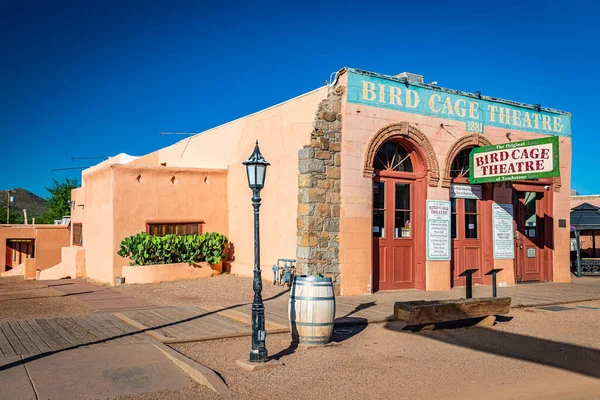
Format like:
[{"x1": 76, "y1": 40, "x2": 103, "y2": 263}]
[{"x1": 571, "y1": 203, "x2": 600, "y2": 231}]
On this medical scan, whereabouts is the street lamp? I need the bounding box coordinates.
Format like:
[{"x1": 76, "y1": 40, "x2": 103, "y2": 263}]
[{"x1": 243, "y1": 140, "x2": 270, "y2": 363}]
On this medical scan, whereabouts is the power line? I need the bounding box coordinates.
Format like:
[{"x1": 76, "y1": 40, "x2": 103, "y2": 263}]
[
  {"x1": 70, "y1": 156, "x2": 108, "y2": 160},
  {"x1": 160, "y1": 132, "x2": 197, "y2": 135},
  {"x1": 51, "y1": 166, "x2": 91, "y2": 173}
]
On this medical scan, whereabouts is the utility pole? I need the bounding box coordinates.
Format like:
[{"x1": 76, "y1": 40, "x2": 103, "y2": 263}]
[{"x1": 6, "y1": 190, "x2": 9, "y2": 224}]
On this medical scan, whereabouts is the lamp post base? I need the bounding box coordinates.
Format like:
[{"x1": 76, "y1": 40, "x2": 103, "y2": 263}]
[{"x1": 249, "y1": 347, "x2": 268, "y2": 363}]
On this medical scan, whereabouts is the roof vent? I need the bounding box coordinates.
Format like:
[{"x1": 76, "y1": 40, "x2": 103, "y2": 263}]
[{"x1": 394, "y1": 72, "x2": 424, "y2": 84}]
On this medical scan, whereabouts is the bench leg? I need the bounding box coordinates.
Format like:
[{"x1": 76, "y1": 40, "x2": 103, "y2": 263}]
[
  {"x1": 474, "y1": 315, "x2": 496, "y2": 327},
  {"x1": 405, "y1": 323, "x2": 436, "y2": 332}
]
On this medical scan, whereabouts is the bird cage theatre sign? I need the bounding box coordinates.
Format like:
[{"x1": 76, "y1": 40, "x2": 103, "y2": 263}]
[{"x1": 469, "y1": 136, "x2": 560, "y2": 184}]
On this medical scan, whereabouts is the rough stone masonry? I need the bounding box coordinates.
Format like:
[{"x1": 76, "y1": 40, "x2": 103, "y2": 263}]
[{"x1": 296, "y1": 84, "x2": 344, "y2": 295}]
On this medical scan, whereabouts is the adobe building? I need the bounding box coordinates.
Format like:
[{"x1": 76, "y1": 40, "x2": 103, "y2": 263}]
[
  {"x1": 0, "y1": 224, "x2": 70, "y2": 279},
  {"x1": 60, "y1": 68, "x2": 572, "y2": 295}
]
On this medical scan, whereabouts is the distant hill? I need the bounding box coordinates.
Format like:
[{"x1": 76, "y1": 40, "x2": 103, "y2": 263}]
[{"x1": 0, "y1": 188, "x2": 48, "y2": 218}]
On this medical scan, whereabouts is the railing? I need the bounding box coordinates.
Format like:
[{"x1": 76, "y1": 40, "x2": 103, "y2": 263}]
[{"x1": 581, "y1": 258, "x2": 600, "y2": 275}]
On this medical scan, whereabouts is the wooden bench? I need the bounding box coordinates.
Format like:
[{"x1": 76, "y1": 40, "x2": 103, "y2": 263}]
[{"x1": 394, "y1": 297, "x2": 511, "y2": 329}]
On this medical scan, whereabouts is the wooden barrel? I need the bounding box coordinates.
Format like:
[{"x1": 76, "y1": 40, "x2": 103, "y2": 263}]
[{"x1": 288, "y1": 275, "x2": 336, "y2": 345}]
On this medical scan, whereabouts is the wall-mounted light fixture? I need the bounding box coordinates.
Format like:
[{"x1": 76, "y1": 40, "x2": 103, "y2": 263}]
[{"x1": 506, "y1": 132, "x2": 512, "y2": 142}]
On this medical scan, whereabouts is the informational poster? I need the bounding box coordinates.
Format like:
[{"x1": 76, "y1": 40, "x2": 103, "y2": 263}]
[
  {"x1": 449, "y1": 184, "x2": 482, "y2": 199},
  {"x1": 492, "y1": 203, "x2": 515, "y2": 259},
  {"x1": 426, "y1": 200, "x2": 451, "y2": 261}
]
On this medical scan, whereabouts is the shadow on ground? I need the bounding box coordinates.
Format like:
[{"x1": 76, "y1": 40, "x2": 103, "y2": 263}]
[
  {"x1": 0, "y1": 290, "x2": 96, "y2": 302},
  {"x1": 384, "y1": 316, "x2": 600, "y2": 379}
]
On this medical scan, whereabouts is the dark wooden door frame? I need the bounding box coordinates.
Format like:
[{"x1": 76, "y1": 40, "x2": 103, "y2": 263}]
[
  {"x1": 450, "y1": 183, "x2": 494, "y2": 287},
  {"x1": 512, "y1": 180, "x2": 554, "y2": 283}
]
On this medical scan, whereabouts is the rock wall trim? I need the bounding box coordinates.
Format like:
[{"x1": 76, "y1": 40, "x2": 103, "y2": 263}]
[{"x1": 363, "y1": 122, "x2": 440, "y2": 187}]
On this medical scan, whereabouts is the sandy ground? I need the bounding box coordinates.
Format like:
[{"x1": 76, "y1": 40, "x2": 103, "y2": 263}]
[
  {"x1": 107, "y1": 274, "x2": 289, "y2": 308},
  {"x1": 153, "y1": 300, "x2": 600, "y2": 400},
  {"x1": 0, "y1": 276, "x2": 94, "y2": 320}
]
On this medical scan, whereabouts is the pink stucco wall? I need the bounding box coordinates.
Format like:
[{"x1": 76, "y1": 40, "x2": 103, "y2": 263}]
[
  {"x1": 155, "y1": 87, "x2": 329, "y2": 280},
  {"x1": 111, "y1": 164, "x2": 228, "y2": 280}
]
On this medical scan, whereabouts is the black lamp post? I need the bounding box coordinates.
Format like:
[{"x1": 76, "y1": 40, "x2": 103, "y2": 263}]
[{"x1": 243, "y1": 140, "x2": 270, "y2": 363}]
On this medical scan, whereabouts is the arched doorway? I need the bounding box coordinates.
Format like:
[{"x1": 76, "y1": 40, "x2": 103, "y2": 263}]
[
  {"x1": 372, "y1": 139, "x2": 427, "y2": 291},
  {"x1": 448, "y1": 147, "x2": 493, "y2": 286}
]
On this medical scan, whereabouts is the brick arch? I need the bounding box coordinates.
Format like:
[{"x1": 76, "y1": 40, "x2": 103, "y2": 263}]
[
  {"x1": 363, "y1": 122, "x2": 440, "y2": 187},
  {"x1": 441, "y1": 134, "x2": 493, "y2": 188}
]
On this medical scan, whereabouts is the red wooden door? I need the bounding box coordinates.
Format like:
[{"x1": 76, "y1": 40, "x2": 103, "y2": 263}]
[
  {"x1": 373, "y1": 177, "x2": 423, "y2": 290},
  {"x1": 451, "y1": 197, "x2": 484, "y2": 286},
  {"x1": 514, "y1": 191, "x2": 544, "y2": 281}
]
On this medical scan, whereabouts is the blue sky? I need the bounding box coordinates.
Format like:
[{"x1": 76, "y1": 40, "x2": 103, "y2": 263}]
[{"x1": 1, "y1": 0, "x2": 598, "y2": 197}]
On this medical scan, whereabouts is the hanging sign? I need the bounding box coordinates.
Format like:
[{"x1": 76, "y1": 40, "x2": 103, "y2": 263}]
[
  {"x1": 426, "y1": 200, "x2": 451, "y2": 261},
  {"x1": 492, "y1": 203, "x2": 515, "y2": 259},
  {"x1": 450, "y1": 184, "x2": 482, "y2": 199},
  {"x1": 469, "y1": 136, "x2": 560, "y2": 184}
]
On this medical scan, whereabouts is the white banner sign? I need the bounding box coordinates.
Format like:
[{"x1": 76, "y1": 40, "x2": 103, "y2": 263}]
[
  {"x1": 492, "y1": 203, "x2": 515, "y2": 259},
  {"x1": 450, "y1": 184, "x2": 482, "y2": 199},
  {"x1": 470, "y1": 137, "x2": 559, "y2": 184},
  {"x1": 426, "y1": 200, "x2": 451, "y2": 261}
]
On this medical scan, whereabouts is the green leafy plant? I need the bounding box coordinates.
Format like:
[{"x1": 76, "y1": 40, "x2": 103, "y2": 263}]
[
  {"x1": 117, "y1": 231, "x2": 228, "y2": 266},
  {"x1": 199, "y1": 232, "x2": 229, "y2": 265}
]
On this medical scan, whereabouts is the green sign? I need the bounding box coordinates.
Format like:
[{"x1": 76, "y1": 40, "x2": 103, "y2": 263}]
[{"x1": 469, "y1": 136, "x2": 560, "y2": 184}]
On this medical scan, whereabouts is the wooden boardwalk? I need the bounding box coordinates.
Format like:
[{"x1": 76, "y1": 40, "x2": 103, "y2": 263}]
[
  {"x1": 0, "y1": 313, "x2": 148, "y2": 357},
  {"x1": 43, "y1": 280, "x2": 158, "y2": 312},
  {"x1": 116, "y1": 306, "x2": 258, "y2": 342}
]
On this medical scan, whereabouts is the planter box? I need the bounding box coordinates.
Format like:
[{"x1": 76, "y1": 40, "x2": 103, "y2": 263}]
[{"x1": 121, "y1": 262, "x2": 221, "y2": 284}]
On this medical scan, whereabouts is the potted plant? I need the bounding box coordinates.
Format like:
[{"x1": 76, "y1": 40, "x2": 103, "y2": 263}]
[{"x1": 199, "y1": 232, "x2": 229, "y2": 273}]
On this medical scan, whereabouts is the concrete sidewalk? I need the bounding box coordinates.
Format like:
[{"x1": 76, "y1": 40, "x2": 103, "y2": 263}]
[{"x1": 0, "y1": 342, "x2": 193, "y2": 399}]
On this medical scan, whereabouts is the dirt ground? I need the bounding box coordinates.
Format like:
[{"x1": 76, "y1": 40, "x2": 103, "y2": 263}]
[
  {"x1": 0, "y1": 276, "x2": 94, "y2": 320},
  {"x1": 107, "y1": 274, "x2": 289, "y2": 308},
  {"x1": 154, "y1": 300, "x2": 600, "y2": 400}
]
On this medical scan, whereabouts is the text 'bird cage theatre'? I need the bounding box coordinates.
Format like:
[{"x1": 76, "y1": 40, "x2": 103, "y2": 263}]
[{"x1": 66, "y1": 67, "x2": 572, "y2": 296}]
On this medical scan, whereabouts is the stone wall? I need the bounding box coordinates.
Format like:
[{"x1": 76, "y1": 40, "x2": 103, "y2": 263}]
[{"x1": 296, "y1": 84, "x2": 344, "y2": 294}]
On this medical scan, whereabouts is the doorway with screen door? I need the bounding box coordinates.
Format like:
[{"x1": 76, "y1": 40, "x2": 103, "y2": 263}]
[{"x1": 513, "y1": 189, "x2": 549, "y2": 282}]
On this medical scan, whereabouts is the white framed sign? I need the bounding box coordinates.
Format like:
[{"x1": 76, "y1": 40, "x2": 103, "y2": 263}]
[
  {"x1": 492, "y1": 203, "x2": 515, "y2": 259},
  {"x1": 450, "y1": 184, "x2": 482, "y2": 199},
  {"x1": 426, "y1": 200, "x2": 451, "y2": 261}
]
